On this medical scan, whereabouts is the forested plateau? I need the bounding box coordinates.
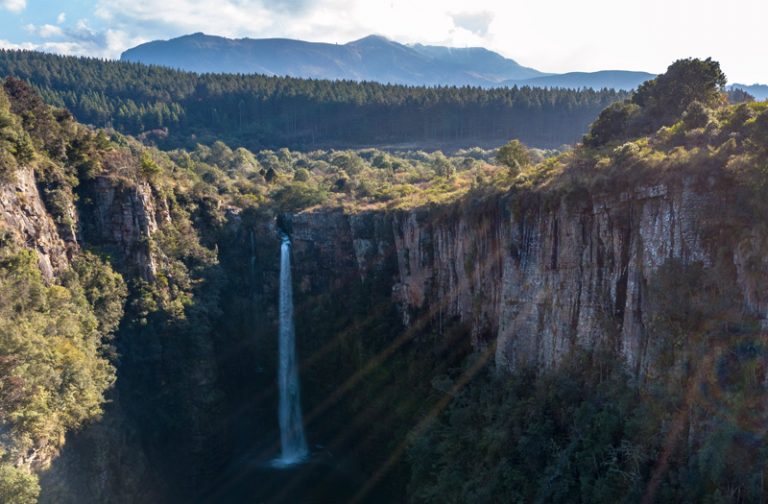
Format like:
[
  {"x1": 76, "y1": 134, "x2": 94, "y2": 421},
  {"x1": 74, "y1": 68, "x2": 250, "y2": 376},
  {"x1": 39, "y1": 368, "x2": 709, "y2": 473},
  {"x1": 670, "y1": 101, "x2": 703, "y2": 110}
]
[{"x1": 0, "y1": 49, "x2": 626, "y2": 151}]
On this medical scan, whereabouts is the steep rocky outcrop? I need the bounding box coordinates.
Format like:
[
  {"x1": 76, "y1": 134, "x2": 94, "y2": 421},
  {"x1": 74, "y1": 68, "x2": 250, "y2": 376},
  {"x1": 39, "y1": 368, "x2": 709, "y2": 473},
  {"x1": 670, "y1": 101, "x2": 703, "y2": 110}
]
[
  {"x1": 81, "y1": 172, "x2": 169, "y2": 281},
  {"x1": 0, "y1": 164, "x2": 167, "y2": 284},
  {"x1": 0, "y1": 160, "x2": 185, "y2": 503},
  {"x1": 0, "y1": 166, "x2": 70, "y2": 280},
  {"x1": 277, "y1": 173, "x2": 763, "y2": 379}
]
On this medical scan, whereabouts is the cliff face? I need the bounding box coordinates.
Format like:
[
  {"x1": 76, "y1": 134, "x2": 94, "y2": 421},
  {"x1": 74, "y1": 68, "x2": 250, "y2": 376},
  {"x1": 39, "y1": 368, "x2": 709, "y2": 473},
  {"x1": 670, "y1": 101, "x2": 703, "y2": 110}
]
[
  {"x1": 9, "y1": 151, "x2": 765, "y2": 501},
  {"x1": 0, "y1": 161, "x2": 196, "y2": 502},
  {"x1": 81, "y1": 174, "x2": 169, "y2": 281},
  {"x1": 0, "y1": 165, "x2": 165, "y2": 284},
  {"x1": 0, "y1": 166, "x2": 70, "y2": 280},
  {"x1": 281, "y1": 174, "x2": 763, "y2": 378}
]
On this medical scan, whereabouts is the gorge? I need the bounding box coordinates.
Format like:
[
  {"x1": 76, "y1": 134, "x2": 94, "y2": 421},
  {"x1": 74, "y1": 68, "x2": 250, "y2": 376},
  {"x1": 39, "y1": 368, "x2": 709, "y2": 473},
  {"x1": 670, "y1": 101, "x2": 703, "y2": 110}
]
[{"x1": 0, "y1": 58, "x2": 767, "y2": 503}]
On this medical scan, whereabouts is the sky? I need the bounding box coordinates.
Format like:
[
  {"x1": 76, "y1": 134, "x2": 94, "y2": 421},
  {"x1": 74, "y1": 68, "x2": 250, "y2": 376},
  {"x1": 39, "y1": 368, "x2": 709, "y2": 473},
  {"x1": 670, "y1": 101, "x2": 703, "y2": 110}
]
[{"x1": 0, "y1": 0, "x2": 765, "y2": 84}]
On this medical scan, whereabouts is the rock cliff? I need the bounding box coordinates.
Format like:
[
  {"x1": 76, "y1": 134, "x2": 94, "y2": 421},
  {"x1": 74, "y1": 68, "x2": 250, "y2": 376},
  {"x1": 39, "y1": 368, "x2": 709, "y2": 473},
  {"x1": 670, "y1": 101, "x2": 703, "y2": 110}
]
[
  {"x1": 0, "y1": 166, "x2": 70, "y2": 280},
  {"x1": 279, "y1": 172, "x2": 763, "y2": 379},
  {"x1": 6, "y1": 146, "x2": 765, "y2": 502}
]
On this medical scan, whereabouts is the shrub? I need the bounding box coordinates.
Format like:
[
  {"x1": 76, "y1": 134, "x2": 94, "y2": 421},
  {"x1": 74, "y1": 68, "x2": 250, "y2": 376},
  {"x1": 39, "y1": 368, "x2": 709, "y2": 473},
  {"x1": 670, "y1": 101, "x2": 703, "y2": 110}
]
[
  {"x1": 140, "y1": 153, "x2": 162, "y2": 179},
  {"x1": 496, "y1": 139, "x2": 531, "y2": 174},
  {"x1": 271, "y1": 182, "x2": 329, "y2": 211},
  {"x1": 293, "y1": 167, "x2": 311, "y2": 182},
  {"x1": 0, "y1": 464, "x2": 39, "y2": 504}
]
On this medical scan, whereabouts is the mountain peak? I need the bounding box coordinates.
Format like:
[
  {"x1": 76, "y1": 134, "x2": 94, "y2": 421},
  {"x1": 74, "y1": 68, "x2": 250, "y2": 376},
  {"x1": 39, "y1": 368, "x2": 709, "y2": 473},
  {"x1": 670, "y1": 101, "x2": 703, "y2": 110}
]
[
  {"x1": 349, "y1": 34, "x2": 390, "y2": 43},
  {"x1": 120, "y1": 33, "x2": 660, "y2": 90},
  {"x1": 120, "y1": 33, "x2": 547, "y2": 85}
]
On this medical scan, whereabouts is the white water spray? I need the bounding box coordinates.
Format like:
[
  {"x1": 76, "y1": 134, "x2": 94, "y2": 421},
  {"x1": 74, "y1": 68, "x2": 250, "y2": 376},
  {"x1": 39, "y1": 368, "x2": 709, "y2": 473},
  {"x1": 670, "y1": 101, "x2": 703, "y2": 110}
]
[{"x1": 273, "y1": 234, "x2": 308, "y2": 467}]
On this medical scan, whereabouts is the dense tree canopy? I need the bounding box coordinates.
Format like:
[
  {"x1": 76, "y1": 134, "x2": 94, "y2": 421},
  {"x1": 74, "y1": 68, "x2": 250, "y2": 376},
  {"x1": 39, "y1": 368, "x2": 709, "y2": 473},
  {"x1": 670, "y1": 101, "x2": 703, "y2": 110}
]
[
  {"x1": 584, "y1": 58, "x2": 728, "y2": 147},
  {"x1": 0, "y1": 50, "x2": 627, "y2": 151},
  {"x1": 633, "y1": 57, "x2": 726, "y2": 123}
]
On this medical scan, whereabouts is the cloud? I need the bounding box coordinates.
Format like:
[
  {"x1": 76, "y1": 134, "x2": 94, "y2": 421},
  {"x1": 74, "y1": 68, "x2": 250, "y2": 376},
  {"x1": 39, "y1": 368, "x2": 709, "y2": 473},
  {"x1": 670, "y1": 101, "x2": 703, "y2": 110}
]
[
  {"x1": 0, "y1": 38, "x2": 88, "y2": 55},
  {"x1": 0, "y1": 0, "x2": 25, "y2": 12},
  {"x1": 66, "y1": 19, "x2": 107, "y2": 45},
  {"x1": 25, "y1": 24, "x2": 65, "y2": 38},
  {"x1": 3, "y1": 0, "x2": 765, "y2": 82},
  {"x1": 0, "y1": 39, "x2": 34, "y2": 50},
  {"x1": 451, "y1": 11, "x2": 494, "y2": 36},
  {"x1": 94, "y1": 0, "x2": 275, "y2": 38},
  {"x1": 57, "y1": 12, "x2": 67, "y2": 24},
  {"x1": 8, "y1": 18, "x2": 146, "y2": 60},
  {"x1": 35, "y1": 0, "x2": 488, "y2": 59}
]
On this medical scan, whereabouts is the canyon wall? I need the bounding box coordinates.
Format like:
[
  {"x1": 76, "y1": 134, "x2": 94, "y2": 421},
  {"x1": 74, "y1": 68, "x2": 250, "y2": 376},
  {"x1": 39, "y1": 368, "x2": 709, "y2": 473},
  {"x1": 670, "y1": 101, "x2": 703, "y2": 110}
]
[
  {"x1": 281, "y1": 173, "x2": 765, "y2": 379},
  {"x1": 0, "y1": 166, "x2": 70, "y2": 280},
  {"x1": 6, "y1": 161, "x2": 765, "y2": 501}
]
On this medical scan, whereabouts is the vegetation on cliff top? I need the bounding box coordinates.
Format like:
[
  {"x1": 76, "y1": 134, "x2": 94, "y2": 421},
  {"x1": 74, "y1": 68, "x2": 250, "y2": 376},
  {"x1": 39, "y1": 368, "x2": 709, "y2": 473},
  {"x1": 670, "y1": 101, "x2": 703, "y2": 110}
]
[
  {"x1": 0, "y1": 76, "x2": 222, "y2": 502},
  {"x1": 61, "y1": 58, "x2": 763, "y2": 220}
]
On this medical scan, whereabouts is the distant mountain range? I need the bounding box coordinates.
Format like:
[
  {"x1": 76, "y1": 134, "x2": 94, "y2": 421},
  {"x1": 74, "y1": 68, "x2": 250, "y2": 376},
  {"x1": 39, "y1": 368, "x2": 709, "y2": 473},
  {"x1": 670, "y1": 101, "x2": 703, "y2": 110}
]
[
  {"x1": 507, "y1": 71, "x2": 659, "y2": 91},
  {"x1": 731, "y1": 83, "x2": 768, "y2": 100},
  {"x1": 120, "y1": 33, "x2": 656, "y2": 90},
  {"x1": 122, "y1": 34, "x2": 767, "y2": 96}
]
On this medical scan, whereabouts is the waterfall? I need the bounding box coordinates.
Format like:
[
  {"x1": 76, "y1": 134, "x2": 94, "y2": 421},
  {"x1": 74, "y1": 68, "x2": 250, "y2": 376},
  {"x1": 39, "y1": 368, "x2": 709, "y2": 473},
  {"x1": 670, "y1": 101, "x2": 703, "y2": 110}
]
[
  {"x1": 249, "y1": 230, "x2": 256, "y2": 284},
  {"x1": 273, "y1": 233, "x2": 309, "y2": 467}
]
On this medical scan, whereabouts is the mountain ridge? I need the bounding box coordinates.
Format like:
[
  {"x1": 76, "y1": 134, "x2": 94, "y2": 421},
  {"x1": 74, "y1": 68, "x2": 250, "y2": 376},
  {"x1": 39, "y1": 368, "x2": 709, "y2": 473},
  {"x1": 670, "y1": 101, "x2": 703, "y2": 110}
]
[
  {"x1": 731, "y1": 83, "x2": 768, "y2": 100},
  {"x1": 120, "y1": 33, "x2": 654, "y2": 90}
]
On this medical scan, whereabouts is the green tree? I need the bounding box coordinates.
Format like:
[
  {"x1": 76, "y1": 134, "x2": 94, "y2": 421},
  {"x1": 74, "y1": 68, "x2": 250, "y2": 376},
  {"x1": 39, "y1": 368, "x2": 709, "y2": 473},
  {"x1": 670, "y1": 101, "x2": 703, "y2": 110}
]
[
  {"x1": 682, "y1": 101, "x2": 712, "y2": 129},
  {"x1": 331, "y1": 151, "x2": 365, "y2": 176},
  {"x1": 12, "y1": 131, "x2": 34, "y2": 164},
  {"x1": 583, "y1": 102, "x2": 640, "y2": 147},
  {"x1": 432, "y1": 151, "x2": 455, "y2": 178},
  {"x1": 633, "y1": 57, "x2": 726, "y2": 126},
  {"x1": 496, "y1": 139, "x2": 531, "y2": 174},
  {"x1": 293, "y1": 167, "x2": 311, "y2": 182},
  {"x1": 140, "y1": 152, "x2": 162, "y2": 180},
  {"x1": 0, "y1": 464, "x2": 39, "y2": 504}
]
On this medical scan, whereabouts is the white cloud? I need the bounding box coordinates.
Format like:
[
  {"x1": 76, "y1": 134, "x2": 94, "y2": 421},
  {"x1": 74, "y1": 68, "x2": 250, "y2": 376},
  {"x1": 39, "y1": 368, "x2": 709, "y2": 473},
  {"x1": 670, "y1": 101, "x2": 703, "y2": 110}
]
[
  {"x1": 4, "y1": 0, "x2": 767, "y2": 83},
  {"x1": 0, "y1": 0, "x2": 25, "y2": 13},
  {"x1": 57, "y1": 12, "x2": 67, "y2": 24},
  {"x1": 6, "y1": 21, "x2": 145, "y2": 60},
  {"x1": 24, "y1": 24, "x2": 66, "y2": 39},
  {"x1": 90, "y1": 0, "x2": 490, "y2": 52},
  {"x1": 450, "y1": 11, "x2": 494, "y2": 37},
  {"x1": 0, "y1": 39, "x2": 35, "y2": 50},
  {"x1": 39, "y1": 24, "x2": 65, "y2": 38},
  {"x1": 94, "y1": 0, "x2": 275, "y2": 37}
]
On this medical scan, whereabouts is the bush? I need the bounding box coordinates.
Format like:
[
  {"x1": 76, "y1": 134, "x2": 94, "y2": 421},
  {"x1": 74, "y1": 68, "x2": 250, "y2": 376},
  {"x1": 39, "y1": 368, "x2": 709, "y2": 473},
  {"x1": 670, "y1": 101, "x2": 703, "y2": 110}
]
[
  {"x1": 682, "y1": 101, "x2": 712, "y2": 129},
  {"x1": 431, "y1": 151, "x2": 455, "y2": 178},
  {"x1": 13, "y1": 131, "x2": 34, "y2": 164},
  {"x1": 293, "y1": 167, "x2": 311, "y2": 182},
  {"x1": 496, "y1": 139, "x2": 531, "y2": 174},
  {"x1": 0, "y1": 248, "x2": 120, "y2": 475},
  {"x1": 271, "y1": 182, "x2": 329, "y2": 211},
  {"x1": 0, "y1": 464, "x2": 39, "y2": 504},
  {"x1": 140, "y1": 153, "x2": 162, "y2": 179},
  {"x1": 331, "y1": 151, "x2": 365, "y2": 176},
  {"x1": 583, "y1": 102, "x2": 640, "y2": 147}
]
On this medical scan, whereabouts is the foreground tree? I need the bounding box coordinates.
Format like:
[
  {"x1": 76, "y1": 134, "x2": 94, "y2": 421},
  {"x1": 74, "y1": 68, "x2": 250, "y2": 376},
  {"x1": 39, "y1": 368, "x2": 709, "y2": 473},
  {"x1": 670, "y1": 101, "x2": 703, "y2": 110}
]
[
  {"x1": 585, "y1": 58, "x2": 727, "y2": 146},
  {"x1": 496, "y1": 139, "x2": 531, "y2": 175},
  {"x1": 634, "y1": 57, "x2": 726, "y2": 121}
]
